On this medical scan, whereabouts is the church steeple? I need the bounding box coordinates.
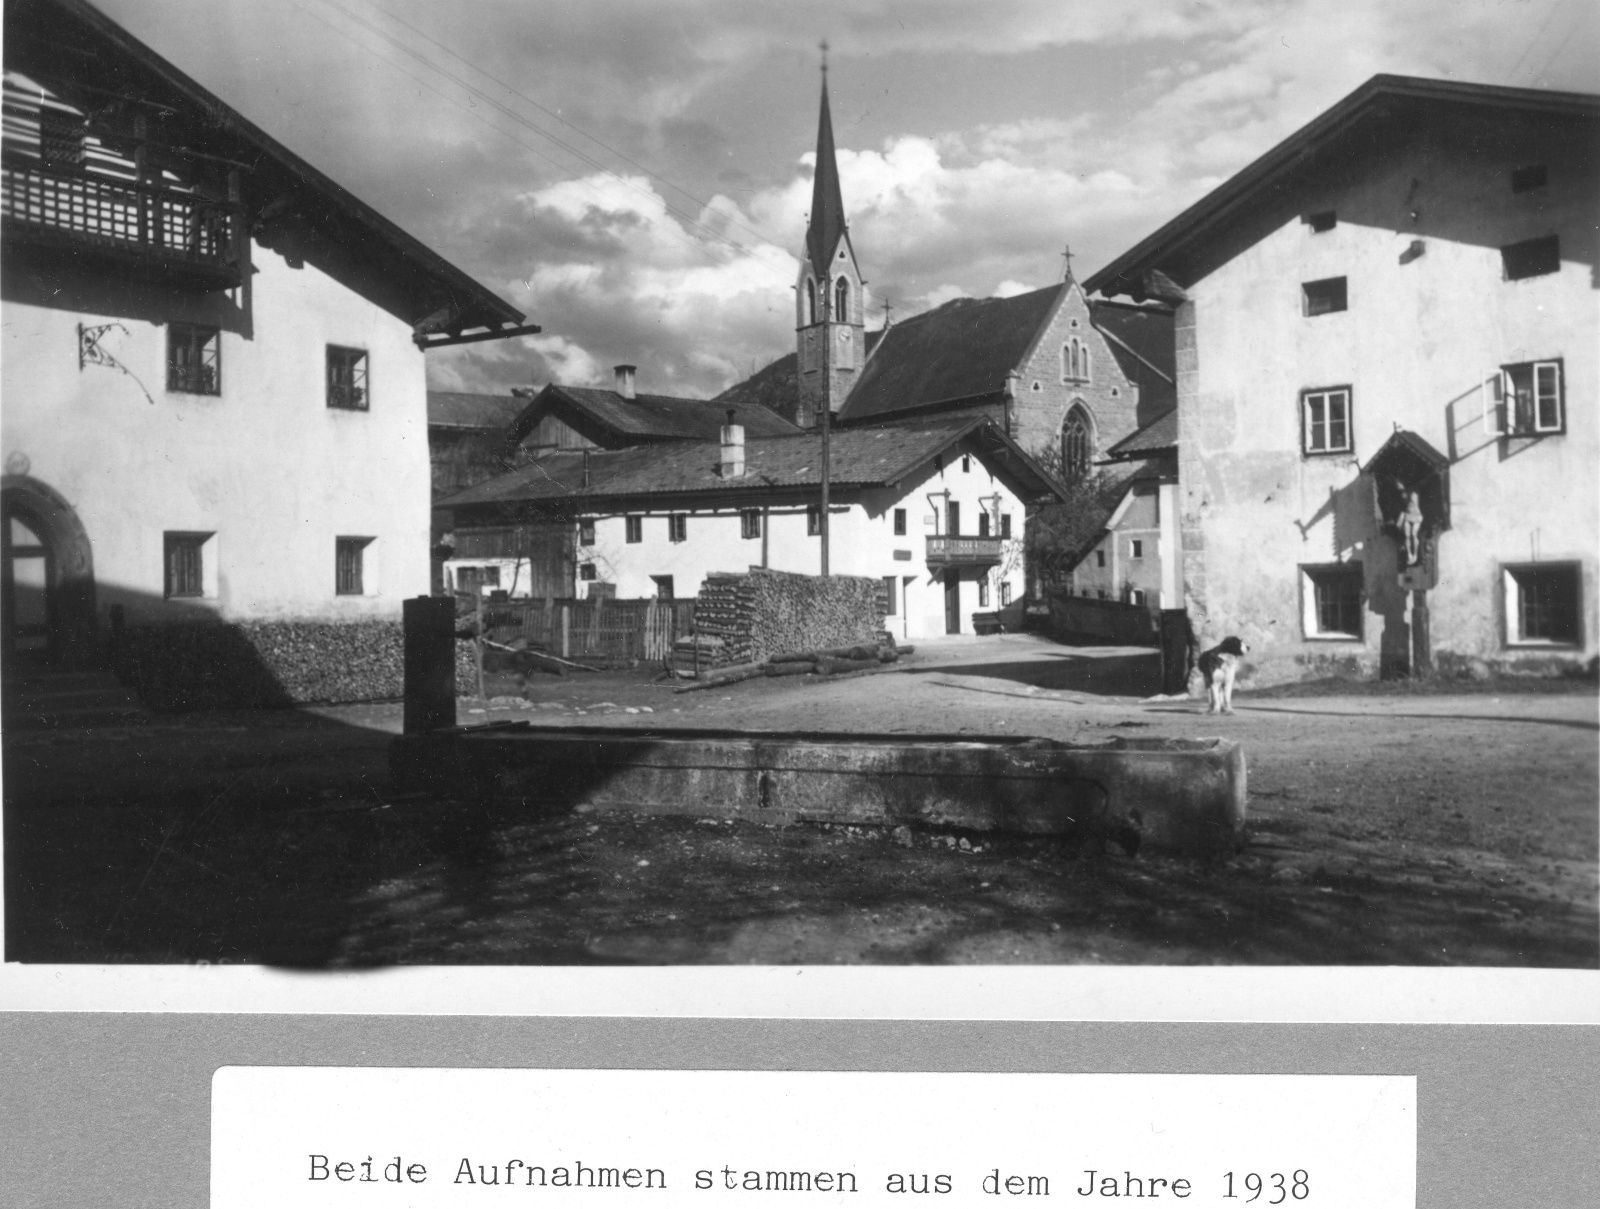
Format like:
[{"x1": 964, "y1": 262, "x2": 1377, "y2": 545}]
[{"x1": 794, "y1": 42, "x2": 865, "y2": 430}]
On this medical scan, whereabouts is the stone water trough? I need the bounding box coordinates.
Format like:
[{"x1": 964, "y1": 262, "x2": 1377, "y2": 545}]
[{"x1": 390, "y1": 724, "x2": 1247, "y2": 858}]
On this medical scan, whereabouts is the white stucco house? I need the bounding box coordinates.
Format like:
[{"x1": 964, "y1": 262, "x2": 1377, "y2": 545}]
[
  {"x1": 440, "y1": 412, "x2": 1064, "y2": 640},
  {"x1": 1087, "y1": 74, "x2": 1599, "y2": 681},
  {"x1": 2, "y1": 0, "x2": 529, "y2": 667}
]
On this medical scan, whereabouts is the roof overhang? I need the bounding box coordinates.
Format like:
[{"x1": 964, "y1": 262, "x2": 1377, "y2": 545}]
[{"x1": 1086, "y1": 74, "x2": 1600, "y2": 300}]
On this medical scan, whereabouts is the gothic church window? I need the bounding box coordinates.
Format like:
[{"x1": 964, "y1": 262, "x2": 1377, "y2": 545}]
[
  {"x1": 1062, "y1": 337, "x2": 1091, "y2": 383},
  {"x1": 834, "y1": 276, "x2": 849, "y2": 321},
  {"x1": 1061, "y1": 406, "x2": 1094, "y2": 479}
]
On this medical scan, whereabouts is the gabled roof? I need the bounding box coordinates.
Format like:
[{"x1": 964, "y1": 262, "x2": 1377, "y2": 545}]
[
  {"x1": 1089, "y1": 299, "x2": 1176, "y2": 412},
  {"x1": 513, "y1": 384, "x2": 803, "y2": 447},
  {"x1": 1105, "y1": 408, "x2": 1178, "y2": 460},
  {"x1": 8, "y1": 0, "x2": 524, "y2": 335},
  {"x1": 442, "y1": 413, "x2": 1065, "y2": 512},
  {"x1": 1086, "y1": 73, "x2": 1600, "y2": 299},
  {"x1": 428, "y1": 392, "x2": 525, "y2": 432},
  {"x1": 838, "y1": 285, "x2": 1065, "y2": 423}
]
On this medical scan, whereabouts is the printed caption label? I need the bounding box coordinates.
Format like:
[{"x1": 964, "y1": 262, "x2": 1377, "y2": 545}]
[{"x1": 212, "y1": 1070, "x2": 1415, "y2": 1209}]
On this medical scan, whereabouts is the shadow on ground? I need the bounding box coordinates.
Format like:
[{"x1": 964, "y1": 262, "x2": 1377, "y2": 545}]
[{"x1": 902, "y1": 648, "x2": 1162, "y2": 697}]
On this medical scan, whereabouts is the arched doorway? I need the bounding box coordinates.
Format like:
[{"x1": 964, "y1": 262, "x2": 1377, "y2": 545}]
[{"x1": 1, "y1": 476, "x2": 96, "y2": 667}]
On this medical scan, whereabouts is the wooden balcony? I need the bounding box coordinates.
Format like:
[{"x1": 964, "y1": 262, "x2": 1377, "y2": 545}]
[
  {"x1": 926, "y1": 534, "x2": 1004, "y2": 567},
  {"x1": 2, "y1": 159, "x2": 243, "y2": 291}
]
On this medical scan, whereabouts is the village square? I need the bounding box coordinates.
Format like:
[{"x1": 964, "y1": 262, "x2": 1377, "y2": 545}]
[{"x1": 1, "y1": 0, "x2": 1596, "y2": 967}]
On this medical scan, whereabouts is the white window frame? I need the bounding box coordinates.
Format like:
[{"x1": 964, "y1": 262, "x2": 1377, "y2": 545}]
[
  {"x1": 1301, "y1": 386, "x2": 1353, "y2": 456},
  {"x1": 1487, "y1": 359, "x2": 1565, "y2": 436}
]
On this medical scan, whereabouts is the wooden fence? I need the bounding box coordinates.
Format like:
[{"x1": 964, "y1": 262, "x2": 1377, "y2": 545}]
[{"x1": 474, "y1": 595, "x2": 696, "y2": 665}]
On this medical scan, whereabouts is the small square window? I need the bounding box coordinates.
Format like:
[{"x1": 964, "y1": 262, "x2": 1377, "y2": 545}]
[
  {"x1": 1302, "y1": 277, "x2": 1347, "y2": 316},
  {"x1": 168, "y1": 324, "x2": 221, "y2": 395},
  {"x1": 740, "y1": 509, "x2": 761, "y2": 540},
  {"x1": 668, "y1": 514, "x2": 687, "y2": 543},
  {"x1": 1306, "y1": 210, "x2": 1337, "y2": 233},
  {"x1": 893, "y1": 508, "x2": 907, "y2": 536},
  {"x1": 1130, "y1": 589, "x2": 1147, "y2": 606},
  {"x1": 1510, "y1": 165, "x2": 1547, "y2": 193},
  {"x1": 335, "y1": 536, "x2": 372, "y2": 595},
  {"x1": 1505, "y1": 563, "x2": 1581, "y2": 646},
  {"x1": 578, "y1": 519, "x2": 596, "y2": 546},
  {"x1": 651, "y1": 574, "x2": 675, "y2": 600},
  {"x1": 1302, "y1": 563, "x2": 1364, "y2": 640},
  {"x1": 1501, "y1": 359, "x2": 1564, "y2": 435},
  {"x1": 962, "y1": 455, "x2": 971, "y2": 473},
  {"x1": 807, "y1": 505, "x2": 822, "y2": 537},
  {"x1": 579, "y1": 562, "x2": 597, "y2": 582},
  {"x1": 326, "y1": 346, "x2": 368, "y2": 410},
  {"x1": 624, "y1": 516, "x2": 642, "y2": 544},
  {"x1": 1000, "y1": 513, "x2": 1012, "y2": 539},
  {"x1": 163, "y1": 531, "x2": 209, "y2": 599},
  {"x1": 1302, "y1": 386, "x2": 1353, "y2": 455},
  {"x1": 1501, "y1": 235, "x2": 1560, "y2": 281}
]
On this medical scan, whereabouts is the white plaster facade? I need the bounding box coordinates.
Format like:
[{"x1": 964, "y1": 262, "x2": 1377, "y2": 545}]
[
  {"x1": 1070, "y1": 480, "x2": 1182, "y2": 609},
  {"x1": 4, "y1": 253, "x2": 429, "y2": 627},
  {"x1": 448, "y1": 447, "x2": 1029, "y2": 641},
  {"x1": 1089, "y1": 79, "x2": 1598, "y2": 680}
]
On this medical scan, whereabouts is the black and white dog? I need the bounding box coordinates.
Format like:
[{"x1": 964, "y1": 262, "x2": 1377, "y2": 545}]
[{"x1": 1196, "y1": 636, "x2": 1250, "y2": 715}]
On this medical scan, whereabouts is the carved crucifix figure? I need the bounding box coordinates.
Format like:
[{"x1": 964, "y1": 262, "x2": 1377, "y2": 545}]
[{"x1": 1399, "y1": 488, "x2": 1424, "y2": 567}]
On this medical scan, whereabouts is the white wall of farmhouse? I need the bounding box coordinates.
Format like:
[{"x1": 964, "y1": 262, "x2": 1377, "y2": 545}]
[
  {"x1": 1, "y1": 249, "x2": 432, "y2": 626},
  {"x1": 1176, "y1": 106, "x2": 1597, "y2": 680},
  {"x1": 548, "y1": 450, "x2": 1028, "y2": 640}
]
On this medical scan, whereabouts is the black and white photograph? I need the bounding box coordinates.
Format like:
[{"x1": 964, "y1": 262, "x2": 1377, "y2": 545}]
[{"x1": 2, "y1": 0, "x2": 1596, "y2": 982}]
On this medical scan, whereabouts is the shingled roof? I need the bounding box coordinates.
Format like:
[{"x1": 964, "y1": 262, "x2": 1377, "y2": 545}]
[
  {"x1": 1105, "y1": 408, "x2": 1178, "y2": 460},
  {"x1": 838, "y1": 285, "x2": 1065, "y2": 423},
  {"x1": 443, "y1": 413, "x2": 1064, "y2": 513},
  {"x1": 1090, "y1": 300, "x2": 1176, "y2": 413},
  {"x1": 428, "y1": 392, "x2": 525, "y2": 432},
  {"x1": 512, "y1": 383, "x2": 802, "y2": 447}
]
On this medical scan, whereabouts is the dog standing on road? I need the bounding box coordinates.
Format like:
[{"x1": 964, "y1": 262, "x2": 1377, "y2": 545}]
[{"x1": 1196, "y1": 636, "x2": 1250, "y2": 715}]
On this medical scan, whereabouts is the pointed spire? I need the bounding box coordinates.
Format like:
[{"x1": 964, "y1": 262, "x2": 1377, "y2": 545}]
[{"x1": 806, "y1": 41, "x2": 847, "y2": 283}]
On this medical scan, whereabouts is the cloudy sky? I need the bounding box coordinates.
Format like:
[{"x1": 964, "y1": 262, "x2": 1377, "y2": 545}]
[{"x1": 95, "y1": 0, "x2": 1599, "y2": 398}]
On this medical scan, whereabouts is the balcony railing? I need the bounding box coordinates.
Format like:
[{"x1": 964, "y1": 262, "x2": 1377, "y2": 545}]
[
  {"x1": 2, "y1": 159, "x2": 242, "y2": 290},
  {"x1": 926, "y1": 535, "x2": 1004, "y2": 566}
]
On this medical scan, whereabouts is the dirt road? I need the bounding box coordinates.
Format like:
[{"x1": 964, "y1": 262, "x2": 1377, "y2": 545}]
[{"x1": 4, "y1": 636, "x2": 1595, "y2": 965}]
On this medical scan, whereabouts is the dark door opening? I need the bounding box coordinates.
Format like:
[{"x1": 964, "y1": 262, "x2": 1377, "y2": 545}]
[
  {"x1": 2, "y1": 504, "x2": 55, "y2": 665},
  {"x1": 944, "y1": 572, "x2": 961, "y2": 635}
]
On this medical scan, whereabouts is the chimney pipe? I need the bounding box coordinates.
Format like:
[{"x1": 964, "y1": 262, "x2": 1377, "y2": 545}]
[
  {"x1": 720, "y1": 412, "x2": 745, "y2": 479},
  {"x1": 614, "y1": 364, "x2": 637, "y2": 399}
]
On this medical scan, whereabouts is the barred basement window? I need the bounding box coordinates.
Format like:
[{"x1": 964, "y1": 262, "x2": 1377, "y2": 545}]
[
  {"x1": 335, "y1": 537, "x2": 372, "y2": 595},
  {"x1": 740, "y1": 509, "x2": 761, "y2": 540},
  {"x1": 1302, "y1": 563, "x2": 1364, "y2": 640},
  {"x1": 326, "y1": 346, "x2": 369, "y2": 410},
  {"x1": 163, "y1": 531, "x2": 210, "y2": 599},
  {"x1": 1504, "y1": 563, "x2": 1581, "y2": 646},
  {"x1": 1302, "y1": 276, "x2": 1347, "y2": 316},
  {"x1": 168, "y1": 324, "x2": 220, "y2": 395},
  {"x1": 668, "y1": 514, "x2": 687, "y2": 543},
  {"x1": 1501, "y1": 235, "x2": 1560, "y2": 281}
]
